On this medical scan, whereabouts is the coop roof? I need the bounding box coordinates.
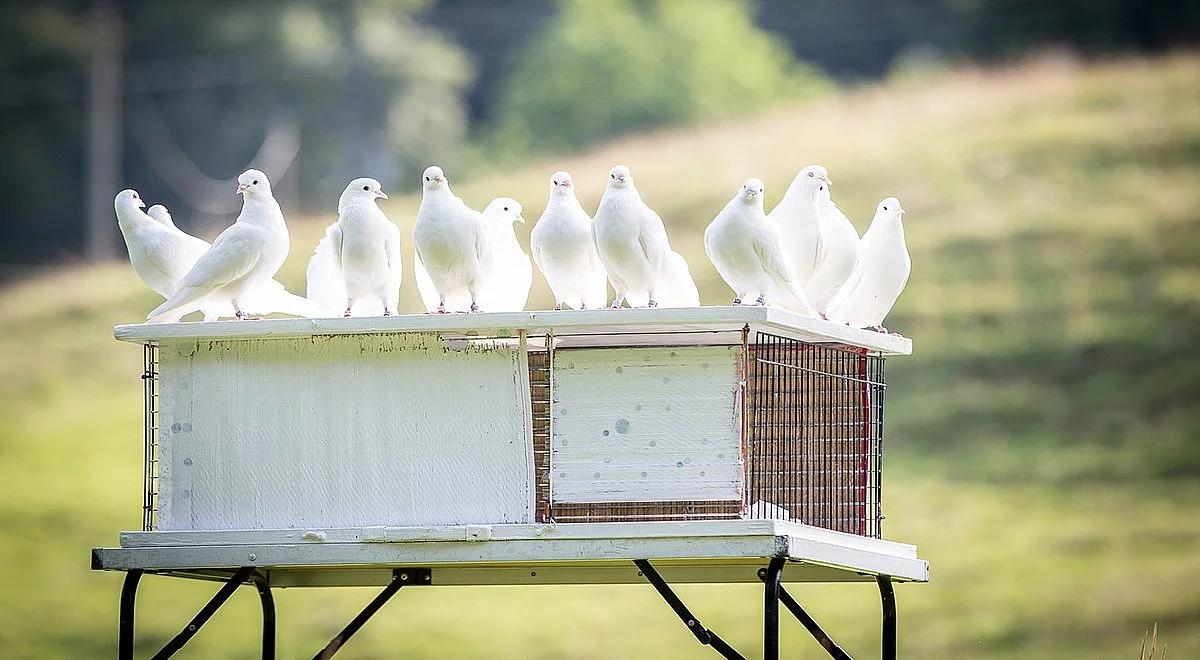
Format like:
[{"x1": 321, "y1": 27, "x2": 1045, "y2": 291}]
[{"x1": 114, "y1": 306, "x2": 912, "y2": 356}]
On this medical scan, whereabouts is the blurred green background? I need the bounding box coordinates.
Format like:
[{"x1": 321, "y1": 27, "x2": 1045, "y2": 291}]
[{"x1": 2, "y1": 1, "x2": 1199, "y2": 658}]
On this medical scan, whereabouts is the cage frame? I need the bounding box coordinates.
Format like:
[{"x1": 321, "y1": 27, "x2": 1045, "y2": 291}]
[
  {"x1": 97, "y1": 308, "x2": 922, "y2": 660},
  {"x1": 132, "y1": 307, "x2": 901, "y2": 537}
]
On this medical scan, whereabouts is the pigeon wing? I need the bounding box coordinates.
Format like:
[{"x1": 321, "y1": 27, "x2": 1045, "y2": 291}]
[
  {"x1": 305, "y1": 223, "x2": 346, "y2": 316},
  {"x1": 148, "y1": 225, "x2": 262, "y2": 320}
]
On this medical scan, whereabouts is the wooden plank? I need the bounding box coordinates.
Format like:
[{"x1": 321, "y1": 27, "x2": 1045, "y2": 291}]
[
  {"x1": 114, "y1": 307, "x2": 912, "y2": 356},
  {"x1": 551, "y1": 346, "x2": 744, "y2": 503},
  {"x1": 94, "y1": 530, "x2": 928, "y2": 582},
  {"x1": 156, "y1": 333, "x2": 534, "y2": 530},
  {"x1": 262, "y1": 562, "x2": 881, "y2": 587},
  {"x1": 118, "y1": 521, "x2": 920, "y2": 560}
]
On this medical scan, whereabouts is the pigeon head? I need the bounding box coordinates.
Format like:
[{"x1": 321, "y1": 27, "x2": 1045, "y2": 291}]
[
  {"x1": 422, "y1": 166, "x2": 448, "y2": 191},
  {"x1": 550, "y1": 171, "x2": 575, "y2": 195},
  {"x1": 608, "y1": 165, "x2": 632, "y2": 189},
  {"x1": 115, "y1": 189, "x2": 145, "y2": 210},
  {"x1": 343, "y1": 177, "x2": 388, "y2": 203},
  {"x1": 740, "y1": 178, "x2": 765, "y2": 202},
  {"x1": 790, "y1": 165, "x2": 831, "y2": 199},
  {"x1": 487, "y1": 197, "x2": 525, "y2": 224},
  {"x1": 877, "y1": 197, "x2": 905, "y2": 218},
  {"x1": 237, "y1": 169, "x2": 271, "y2": 197}
]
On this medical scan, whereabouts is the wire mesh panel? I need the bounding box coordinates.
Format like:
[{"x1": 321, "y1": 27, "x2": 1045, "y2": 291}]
[
  {"x1": 745, "y1": 332, "x2": 885, "y2": 538},
  {"x1": 529, "y1": 349, "x2": 552, "y2": 522},
  {"x1": 142, "y1": 343, "x2": 159, "y2": 531}
]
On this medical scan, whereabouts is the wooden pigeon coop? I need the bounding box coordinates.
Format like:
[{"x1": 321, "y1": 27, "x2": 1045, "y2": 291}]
[{"x1": 93, "y1": 307, "x2": 927, "y2": 659}]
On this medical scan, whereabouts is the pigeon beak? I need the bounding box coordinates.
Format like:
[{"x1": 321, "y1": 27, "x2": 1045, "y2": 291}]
[
  {"x1": 375, "y1": 190, "x2": 389, "y2": 200},
  {"x1": 823, "y1": 176, "x2": 832, "y2": 185},
  {"x1": 236, "y1": 183, "x2": 249, "y2": 194},
  {"x1": 136, "y1": 199, "x2": 146, "y2": 209},
  {"x1": 899, "y1": 208, "x2": 906, "y2": 215},
  {"x1": 516, "y1": 214, "x2": 526, "y2": 224}
]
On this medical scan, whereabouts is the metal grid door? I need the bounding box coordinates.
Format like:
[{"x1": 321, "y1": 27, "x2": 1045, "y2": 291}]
[{"x1": 745, "y1": 332, "x2": 885, "y2": 537}]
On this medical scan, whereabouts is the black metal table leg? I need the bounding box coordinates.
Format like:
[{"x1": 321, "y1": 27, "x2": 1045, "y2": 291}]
[
  {"x1": 313, "y1": 569, "x2": 430, "y2": 659},
  {"x1": 762, "y1": 558, "x2": 785, "y2": 660},
  {"x1": 757, "y1": 567, "x2": 851, "y2": 660},
  {"x1": 119, "y1": 569, "x2": 143, "y2": 660},
  {"x1": 254, "y1": 575, "x2": 276, "y2": 660},
  {"x1": 152, "y1": 566, "x2": 256, "y2": 660},
  {"x1": 634, "y1": 560, "x2": 745, "y2": 660},
  {"x1": 877, "y1": 576, "x2": 896, "y2": 660}
]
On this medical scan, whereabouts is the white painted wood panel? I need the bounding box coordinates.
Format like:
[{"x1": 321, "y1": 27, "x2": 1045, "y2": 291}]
[
  {"x1": 94, "y1": 519, "x2": 931, "y2": 583},
  {"x1": 116, "y1": 306, "x2": 913, "y2": 355},
  {"x1": 156, "y1": 333, "x2": 533, "y2": 530},
  {"x1": 551, "y1": 346, "x2": 743, "y2": 503}
]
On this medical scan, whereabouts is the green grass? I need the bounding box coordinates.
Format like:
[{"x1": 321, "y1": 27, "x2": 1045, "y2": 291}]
[{"x1": 1, "y1": 54, "x2": 1198, "y2": 658}]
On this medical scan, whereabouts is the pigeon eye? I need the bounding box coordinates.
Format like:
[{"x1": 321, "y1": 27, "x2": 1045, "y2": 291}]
[
  {"x1": 883, "y1": 206, "x2": 888, "y2": 211},
  {"x1": 425, "y1": 176, "x2": 430, "y2": 182},
  {"x1": 503, "y1": 206, "x2": 509, "y2": 211},
  {"x1": 363, "y1": 185, "x2": 370, "y2": 191},
  {"x1": 807, "y1": 172, "x2": 814, "y2": 177},
  {"x1": 252, "y1": 180, "x2": 259, "y2": 185}
]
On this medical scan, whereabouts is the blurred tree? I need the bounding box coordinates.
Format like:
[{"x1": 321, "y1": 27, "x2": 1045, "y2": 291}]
[
  {"x1": 0, "y1": 0, "x2": 472, "y2": 269},
  {"x1": 487, "y1": 0, "x2": 830, "y2": 154}
]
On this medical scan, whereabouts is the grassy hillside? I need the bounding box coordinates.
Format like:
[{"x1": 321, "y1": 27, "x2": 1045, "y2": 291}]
[{"x1": 1, "y1": 55, "x2": 1197, "y2": 658}]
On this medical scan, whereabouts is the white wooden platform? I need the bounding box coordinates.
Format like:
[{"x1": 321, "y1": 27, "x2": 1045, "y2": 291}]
[
  {"x1": 93, "y1": 520, "x2": 928, "y2": 587},
  {"x1": 114, "y1": 306, "x2": 912, "y2": 355}
]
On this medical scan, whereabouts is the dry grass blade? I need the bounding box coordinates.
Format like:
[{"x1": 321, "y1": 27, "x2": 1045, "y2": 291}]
[{"x1": 1139, "y1": 623, "x2": 1166, "y2": 660}]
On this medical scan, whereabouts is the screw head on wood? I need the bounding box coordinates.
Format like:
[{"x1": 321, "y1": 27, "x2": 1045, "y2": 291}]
[{"x1": 248, "y1": 553, "x2": 256, "y2": 561}]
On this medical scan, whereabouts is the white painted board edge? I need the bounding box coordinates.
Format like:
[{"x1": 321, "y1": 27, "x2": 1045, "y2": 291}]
[{"x1": 114, "y1": 307, "x2": 912, "y2": 355}]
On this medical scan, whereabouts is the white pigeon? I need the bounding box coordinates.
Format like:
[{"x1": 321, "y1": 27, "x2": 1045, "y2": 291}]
[
  {"x1": 146, "y1": 204, "x2": 176, "y2": 228},
  {"x1": 705, "y1": 178, "x2": 817, "y2": 315},
  {"x1": 305, "y1": 178, "x2": 401, "y2": 317},
  {"x1": 116, "y1": 190, "x2": 310, "y2": 321},
  {"x1": 592, "y1": 165, "x2": 691, "y2": 308},
  {"x1": 147, "y1": 169, "x2": 291, "y2": 322},
  {"x1": 826, "y1": 197, "x2": 910, "y2": 330},
  {"x1": 411, "y1": 165, "x2": 491, "y2": 313},
  {"x1": 632, "y1": 250, "x2": 699, "y2": 308},
  {"x1": 806, "y1": 183, "x2": 861, "y2": 314},
  {"x1": 530, "y1": 171, "x2": 608, "y2": 310},
  {"x1": 768, "y1": 164, "x2": 828, "y2": 289},
  {"x1": 478, "y1": 197, "x2": 532, "y2": 312}
]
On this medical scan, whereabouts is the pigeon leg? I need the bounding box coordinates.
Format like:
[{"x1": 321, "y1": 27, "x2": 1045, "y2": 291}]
[
  {"x1": 732, "y1": 297, "x2": 742, "y2": 306},
  {"x1": 554, "y1": 303, "x2": 564, "y2": 311},
  {"x1": 436, "y1": 300, "x2": 448, "y2": 314},
  {"x1": 382, "y1": 307, "x2": 393, "y2": 317},
  {"x1": 233, "y1": 300, "x2": 247, "y2": 320},
  {"x1": 647, "y1": 298, "x2": 659, "y2": 308},
  {"x1": 342, "y1": 308, "x2": 353, "y2": 318},
  {"x1": 755, "y1": 295, "x2": 767, "y2": 306},
  {"x1": 610, "y1": 293, "x2": 625, "y2": 309},
  {"x1": 469, "y1": 300, "x2": 479, "y2": 313}
]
